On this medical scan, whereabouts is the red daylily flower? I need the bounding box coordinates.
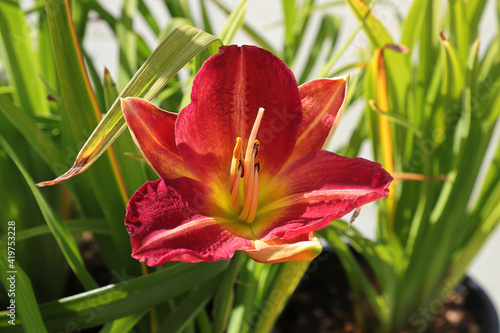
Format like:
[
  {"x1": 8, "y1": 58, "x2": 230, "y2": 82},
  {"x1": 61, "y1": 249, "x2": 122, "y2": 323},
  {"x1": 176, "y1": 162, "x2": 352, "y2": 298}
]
[{"x1": 122, "y1": 45, "x2": 393, "y2": 265}]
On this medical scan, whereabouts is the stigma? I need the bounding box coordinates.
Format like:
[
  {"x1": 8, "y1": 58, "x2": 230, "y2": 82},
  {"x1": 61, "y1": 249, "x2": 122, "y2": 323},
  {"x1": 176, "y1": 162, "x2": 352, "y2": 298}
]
[{"x1": 229, "y1": 107, "x2": 264, "y2": 224}]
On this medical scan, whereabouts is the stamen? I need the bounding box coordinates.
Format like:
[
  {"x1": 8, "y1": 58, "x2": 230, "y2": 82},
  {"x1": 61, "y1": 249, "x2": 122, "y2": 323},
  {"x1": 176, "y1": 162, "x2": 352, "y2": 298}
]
[
  {"x1": 230, "y1": 108, "x2": 265, "y2": 222},
  {"x1": 246, "y1": 162, "x2": 260, "y2": 223},
  {"x1": 229, "y1": 137, "x2": 243, "y2": 190},
  {"x1": 252, "y1": 141, "x2": 260, "y2": 159},
  {"x1": 230, "y1": 160, "x2": 244, "y2": 211},
  {"x1": 238, "y1": 163, "x2": 255, "y2": 221}
]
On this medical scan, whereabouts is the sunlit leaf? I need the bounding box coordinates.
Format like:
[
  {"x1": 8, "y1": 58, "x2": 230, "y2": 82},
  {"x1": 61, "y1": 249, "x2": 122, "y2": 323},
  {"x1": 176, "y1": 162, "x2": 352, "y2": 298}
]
[{"x1": 37, "y1": 25, "x2": 221, "y2": 187}]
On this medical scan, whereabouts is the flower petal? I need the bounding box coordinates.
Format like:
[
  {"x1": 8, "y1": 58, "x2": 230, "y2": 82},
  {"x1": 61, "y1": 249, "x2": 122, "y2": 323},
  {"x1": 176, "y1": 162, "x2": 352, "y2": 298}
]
[
  {"x1": 288, "y1": 77, "x2": 348, "y2": 162},
  {"x1": 121, "y1": 97, "x2": 193, "y2": 179},
  {"x1": 253, "y1": 150, "x2": 393, "y2": 240},
  {"x1": 176, "y1": 45, "x2": 302, "y2": 188},
  {"x1": 245, "y1": 233, "x2": 322, "y2": 264},
  {"x1": 125, "y1": 178, "x2": 253, "y2": 265}
]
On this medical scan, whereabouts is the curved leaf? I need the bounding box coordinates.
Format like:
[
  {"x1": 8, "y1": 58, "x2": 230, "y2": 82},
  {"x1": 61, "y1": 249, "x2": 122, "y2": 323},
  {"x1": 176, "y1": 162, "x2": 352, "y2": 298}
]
[{"x1": 37, "y1": 25, "x2": 221, "y2": 187}]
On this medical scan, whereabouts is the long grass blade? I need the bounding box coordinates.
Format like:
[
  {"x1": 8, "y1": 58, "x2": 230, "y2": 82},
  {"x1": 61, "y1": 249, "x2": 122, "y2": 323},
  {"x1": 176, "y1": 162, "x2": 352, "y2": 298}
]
[
  {"x1": 158, "y1": 278, "x2": 219, "y2": 333},
  {"x1": 0, "y1": 254, "x2": 47, "y2": 332},
  {"x1": 0, "y1": 1, "x2": 50, "y2": 117},
  {"x1": 218, "y1": 0, "x2": 249, "y2": 45},
  {"x1": 0, "y1": 135, "x2": 98, "y2": 291}
]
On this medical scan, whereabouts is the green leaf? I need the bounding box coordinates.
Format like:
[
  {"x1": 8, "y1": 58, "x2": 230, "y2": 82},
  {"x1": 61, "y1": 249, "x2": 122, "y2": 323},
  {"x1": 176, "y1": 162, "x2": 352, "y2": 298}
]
[
  {"x1": 0, "y1": 134, "x2": 98, "y2": 291},
  {"x1": 298, "y1": 14, "x2": 341, "y2": 84},
  {"x1": 253, "y1": 261, "x2": 310, "y2": 333},
  {"x1": 0, "y1": 219, "x2": 109, "y2": 245},
  {"x1": 0, "y1": 95, "x2": 65, "y2": 173},
  {"x1": 44, "y1": 0, "x2": 103, "y2": 135},
  {"x1": 118, "y1": 0, "x2": 138, "y2": 87},
  {"x1": 71, "y1": 0, "x2": 90, "y2": 42},
  {"x1": 0, "y1": 1, "x2": 50, "y2": 117},
  {"x1": 465, "y1": 0, "x2": 488, "y2": 40},
  {"x1": 99, "y1": 311, "x2": 148, "y2": 333},
  {"x1": 440, "y1": 33, "x2": 465, "y2": 107},
  {"x1": 212, "y1": 253, "x2": 244, "y2": 333},
  {"x1": 319, "y1": 224, "x2": 390, "y2": 330},
  {"x1": 103, "y1": 68, "x2": 147, "y2": 194},
  {"x1": 283, "y1": 0, "x2": 316, "y2": 66},
  {"x1": 317, "y1": 13, "x2": 368, "y2": 78},
  {"x1": 218, "y1": 0, "x2": 249, "y2": 45},
  {"x1": 44, "y1": 0, "x2": 133, "y2": 269},
  {"x1": 401, "y1": 0, "x2": 429, "y2": 49},
  {"x1": 449, "y1": 0, "x2": 470, "y2": 59},
  {"x1": 158, "y1": 278, "x2": 219, "y2": 333},
  {"x1": 0, "y1": 261, "x2": 228, "y2": 331},
  {"x1": 0, "y1": 254, "x2": 47, "y2": 332},
  {"x1": 84, "y1": 50, "x2": 107, "y2": 112},
  {"x1": 226, "y1": 259, "x2": 259, "y2": 333},
  {"x1": 211, "y1": 0, "x2": 276, "y2": 54},
  {"x1": 164, "y1": 0, "x2": 192, "y2": 19},
  {"x1": 138, "y1": 0, "x2": 161, "y2": 36},
  {"x1": 199, "y1": 0, "x2": 214, "y2": 34},
  {"x1": 80, "y1": 0, "x2": 117, "y2": 30},
  {"x1": 343, "y1": 0, "x2": 393, "y2": 49},
  {"x1": 282, "y1": 0, "x2": 296, "y2": 63},
  {"x1": 37, "y1": 25, "x2": 221, "y2": 187},
  {"x1": 368, "y1": 100, "x2": 424, "y2": 138}
]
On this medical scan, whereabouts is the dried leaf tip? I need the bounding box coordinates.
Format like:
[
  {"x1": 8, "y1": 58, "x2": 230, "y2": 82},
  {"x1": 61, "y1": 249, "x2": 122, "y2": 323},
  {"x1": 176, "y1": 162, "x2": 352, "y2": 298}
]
[{"x1": 440, "y1": 31, "x2": 447, "y2": 41}]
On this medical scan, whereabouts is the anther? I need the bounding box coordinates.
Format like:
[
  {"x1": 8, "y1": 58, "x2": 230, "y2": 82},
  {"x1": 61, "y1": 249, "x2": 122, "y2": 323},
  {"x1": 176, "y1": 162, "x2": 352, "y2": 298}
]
[
  {"x1": 252, "y1": 141, "x2": 260, "y2": 159},
  {"x1": 233, "y1": 137, "x2": 243, "y2": 158},
  {"x1": 254, "y1": 160, "x2": 260, "y2": 173},
  {"x1": 238, "y1": 159, "x2": 244, "y2": 178}
]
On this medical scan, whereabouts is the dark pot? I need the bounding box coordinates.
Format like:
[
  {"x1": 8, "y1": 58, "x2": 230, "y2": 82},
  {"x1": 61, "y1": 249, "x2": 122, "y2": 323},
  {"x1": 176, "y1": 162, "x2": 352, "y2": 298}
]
[
  {"x1": 275, "y1": 248, "x2": 499, "y2": 333},
  {"x1": 462, "y1": 277, "x2": 499, "y2": 333}
]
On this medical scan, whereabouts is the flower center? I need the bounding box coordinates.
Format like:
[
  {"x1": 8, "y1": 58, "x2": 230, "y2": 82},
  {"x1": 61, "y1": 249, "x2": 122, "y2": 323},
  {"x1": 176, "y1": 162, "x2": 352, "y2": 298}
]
[{"x1": 229, "y1": 107, "x2": 264, "y2": 224}]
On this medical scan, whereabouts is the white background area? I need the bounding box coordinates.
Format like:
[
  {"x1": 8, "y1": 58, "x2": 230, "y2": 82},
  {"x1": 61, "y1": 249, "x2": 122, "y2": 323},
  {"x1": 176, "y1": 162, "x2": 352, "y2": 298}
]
[{"x1": 79, "y1": 0, "x2": 500, "y2": 321}]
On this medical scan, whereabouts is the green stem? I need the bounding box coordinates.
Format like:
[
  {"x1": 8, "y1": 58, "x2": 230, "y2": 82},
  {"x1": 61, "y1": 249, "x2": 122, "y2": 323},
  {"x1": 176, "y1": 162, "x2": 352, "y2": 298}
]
[{"x1": 253, "y1": 261, "x2": 310, "y2": 333}]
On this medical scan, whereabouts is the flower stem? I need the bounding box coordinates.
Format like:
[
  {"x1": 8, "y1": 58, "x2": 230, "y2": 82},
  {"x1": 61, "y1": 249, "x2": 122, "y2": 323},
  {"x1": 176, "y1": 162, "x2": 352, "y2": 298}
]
[{"x1": 253, "y1": 261, "x2": 310, "y2": 333}]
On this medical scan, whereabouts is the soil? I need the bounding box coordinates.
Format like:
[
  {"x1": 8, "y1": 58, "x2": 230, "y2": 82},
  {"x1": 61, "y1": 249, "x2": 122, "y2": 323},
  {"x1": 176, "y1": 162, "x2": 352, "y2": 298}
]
[{"x1": 275, "y1": 248, "x2": 486, "y2": 333}]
